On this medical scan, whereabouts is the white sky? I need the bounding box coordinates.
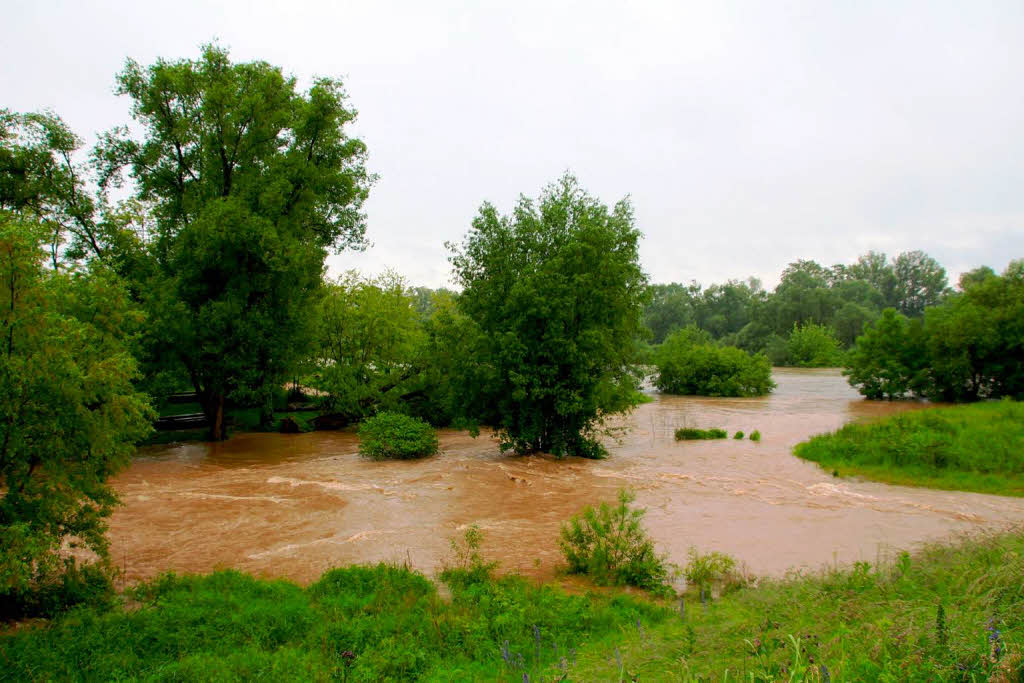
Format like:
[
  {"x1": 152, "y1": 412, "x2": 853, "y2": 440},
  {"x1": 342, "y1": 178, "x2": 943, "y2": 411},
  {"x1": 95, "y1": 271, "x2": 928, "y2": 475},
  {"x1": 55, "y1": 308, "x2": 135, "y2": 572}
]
[{"x1": 4, "y1": 1, "x2": 1023, "y2": 288}]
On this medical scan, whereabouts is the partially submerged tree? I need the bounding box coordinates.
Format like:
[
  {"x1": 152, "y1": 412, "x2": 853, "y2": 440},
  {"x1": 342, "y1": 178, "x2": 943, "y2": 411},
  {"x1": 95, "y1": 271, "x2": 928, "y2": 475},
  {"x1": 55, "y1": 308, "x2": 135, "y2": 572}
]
[
  {"x1": 449, "y1": 174, "x2": 648, "y2": 458},
  {"x1": 0, "y1": 216, "x2": 152, "y2": 615},
  {"x1": 97, "y1": 44, "x2": 372, "y2": 438},
  {"x1": 313, "y1": 271, "x2": 427, "y2": 422}
]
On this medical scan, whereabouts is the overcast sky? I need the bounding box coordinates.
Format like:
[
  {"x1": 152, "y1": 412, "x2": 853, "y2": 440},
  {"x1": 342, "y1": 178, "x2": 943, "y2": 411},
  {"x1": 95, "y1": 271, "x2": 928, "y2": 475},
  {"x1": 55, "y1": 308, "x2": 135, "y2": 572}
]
[{"x1": 4, "y1": 1, "x2": 1023, "y2": 288}]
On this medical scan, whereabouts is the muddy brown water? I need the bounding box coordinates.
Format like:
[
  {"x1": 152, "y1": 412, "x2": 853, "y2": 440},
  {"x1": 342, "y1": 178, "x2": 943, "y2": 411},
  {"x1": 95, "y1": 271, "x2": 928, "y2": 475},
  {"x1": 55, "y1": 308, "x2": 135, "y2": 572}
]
[{"x1": 109, "y1": 369, "x2": 1024, "y2": 586}]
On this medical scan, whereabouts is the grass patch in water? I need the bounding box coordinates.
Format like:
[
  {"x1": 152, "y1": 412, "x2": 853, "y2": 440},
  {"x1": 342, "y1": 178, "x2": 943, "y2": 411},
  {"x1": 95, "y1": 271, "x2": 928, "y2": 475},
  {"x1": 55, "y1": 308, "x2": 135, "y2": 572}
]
[
  {"x1": 675, "y1": 427, "x2": 728, "y2": 440},
  {"x1": 794, "y1": 399, "x2": 1024, "y2": 497},
  {"x1": 3, "y1": 531, "x2": 1023, "y2": 680}
]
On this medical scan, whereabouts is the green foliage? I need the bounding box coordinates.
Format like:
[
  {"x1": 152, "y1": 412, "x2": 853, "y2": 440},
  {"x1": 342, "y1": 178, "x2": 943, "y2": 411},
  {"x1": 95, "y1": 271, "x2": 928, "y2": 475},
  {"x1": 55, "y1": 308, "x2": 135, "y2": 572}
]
[
  {"x1": 750, "y1": 430, "x2": 762, "y2": 441},
  {"x1": 0, "y1": 561, "x2": 672, "y2": 681},
  {"x1": 0, "y1": 217, "x2": 152, "y2": 618},
  {"x1": 785, "y1": 321, "x2": 844, "y2": 367},
  {"x1": 891, "y1": 250, "x2": 949, "y2": 317},
  {"x1": 571, "y1": 530, "x2": 1024, "y2": 680},
  {"x1": 313, "y1": 271, "x2": 428, "y2": 423},
  {"x1": 675, "y1": 428, "x2": 728, "y2": 440},
  {"x1": 559, "y1": 489, "x2": 673, "y2": 593},
  {"x1": 96, "y1": 44, "x2": 372, "y2": 439},
  {"x1": 733, "y1": 430, "x2": 744, "y2": 439},
  {"x1": 844, "y1": 308, "x2": 925, "y2": 399},
  {"x1": 449, "y1": 174, "x2": 648, "y2": 457},
  {"x1": 845, "y1": 263, "x2": 1024, "y2": 402},
  {"x1": 442, "y1": 525, "x2": 497, "y2": 585},
  {"x1": 0, "y1": 109, "x2": 102, "y2": 265},
  {"x1": 654, "y1": 327, "x2": 775, "y2": 397},
  {"x1": 683, "y1": 548, "x2": 737, "y2": 598},
  {"x1": 794, "y1": 401, "x2": 1024, "y2": 495},
  {"x1": 8, "y1": 531, "x2": 1024, "y2": 680},
  {"x1": 357, "y1": 411, "x2": 438, "y2": 460}
]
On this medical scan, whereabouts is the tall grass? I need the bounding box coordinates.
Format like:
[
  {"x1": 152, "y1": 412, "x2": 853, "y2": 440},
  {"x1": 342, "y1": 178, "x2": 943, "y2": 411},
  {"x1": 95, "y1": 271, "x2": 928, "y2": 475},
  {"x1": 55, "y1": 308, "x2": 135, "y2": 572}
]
[
  {"x1": 4, "y1": 531, "x2": 1022, "y2": 680},
  {"x1": 794, "y1": 400, "x2": 1024, "y2": 496}
]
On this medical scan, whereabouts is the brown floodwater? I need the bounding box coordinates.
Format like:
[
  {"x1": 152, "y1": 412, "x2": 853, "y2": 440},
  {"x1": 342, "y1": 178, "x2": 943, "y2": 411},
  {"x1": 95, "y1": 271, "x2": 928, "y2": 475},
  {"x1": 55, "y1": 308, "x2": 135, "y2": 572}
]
[{"x1": 108, "y1": 369, "x2": 1024, "y2": 586}]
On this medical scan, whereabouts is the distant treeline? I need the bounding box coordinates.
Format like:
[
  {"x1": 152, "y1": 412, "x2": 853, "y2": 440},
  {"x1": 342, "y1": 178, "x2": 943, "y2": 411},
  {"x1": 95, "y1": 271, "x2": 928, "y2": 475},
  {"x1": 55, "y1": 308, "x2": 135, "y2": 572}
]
[{"x1": 643, "y1": 251, "x2": 952, "y2": 365}]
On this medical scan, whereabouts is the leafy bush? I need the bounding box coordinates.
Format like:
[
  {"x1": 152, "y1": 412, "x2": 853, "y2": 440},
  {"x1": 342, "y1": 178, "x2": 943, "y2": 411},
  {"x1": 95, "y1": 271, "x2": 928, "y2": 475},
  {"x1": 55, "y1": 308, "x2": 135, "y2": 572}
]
[
  {"x1": 733, "y1": 431, "x2": 744, "y2": 439},
  {"x1": 0, "y1": 560, "x2": 116, "y2": 620},
  {"x1": 357, "y1": 412, "x2": 439, "y2": 460},
  {"x1": 844, "y1": 308, "x2": 925, "y2": 399},
  {"x1": 675, "y1": 428, "x2": 728, "y2": 440},
  {"x1": 683, "y1": 548, "x2": 738, "y2": 599},
  {"x1": 654, "y1": 327, "x2": 775, "y2": 397},
  {"x1": 559, "y1": 490, "x2": 672, "y2": 593},
  {"x1": 794, "y1": 400, "x2": 1024, "y2": 495},
  {"x1": 785, "y1": 322, "x2": 844, "y2": 367},
  {"x1": 844, "y1": 263, "x2": 1024, "y2": 402},
  {"x1": 750, "y1": 430, "x2": 761, "y2": 441}
]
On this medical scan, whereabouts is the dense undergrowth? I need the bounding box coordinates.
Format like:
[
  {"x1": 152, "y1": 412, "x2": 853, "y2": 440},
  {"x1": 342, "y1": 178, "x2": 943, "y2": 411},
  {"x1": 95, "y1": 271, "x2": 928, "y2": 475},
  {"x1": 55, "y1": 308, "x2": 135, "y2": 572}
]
[
  {"x1": 794, "y1": 400, "x2": 1024, "y2": 496},
  {"x1": 3, "y1": 530, "x2": 1022, "y2": 681}
]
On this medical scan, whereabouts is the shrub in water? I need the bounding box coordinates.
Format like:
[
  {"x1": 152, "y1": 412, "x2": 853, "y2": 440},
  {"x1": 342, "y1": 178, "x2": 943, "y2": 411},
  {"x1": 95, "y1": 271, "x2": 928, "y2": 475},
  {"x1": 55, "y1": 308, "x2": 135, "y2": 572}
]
[
  {"x1": 749, "y1": 430, "x2": 761, "y2": 441},
  {"x1": 358, "y1": 412, "x2": 439, "y2": 460},
  {"x1": 654, "y1": 328, "x2": 775, "y2": 397},
  {"x1": 733, "y1": 431, "x2": 744, "y2": 439},
  {"x1": 559, "y1": 489, "x2": 672, "y2": 593},
  {"x1": 675, "y1": 428, "x2": 728, "y2": 440}
]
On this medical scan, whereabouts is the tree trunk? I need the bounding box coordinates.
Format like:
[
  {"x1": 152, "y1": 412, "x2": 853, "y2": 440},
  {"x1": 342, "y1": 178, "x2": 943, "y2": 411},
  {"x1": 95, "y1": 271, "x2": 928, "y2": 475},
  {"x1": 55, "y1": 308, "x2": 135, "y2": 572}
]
[
  {"x1": 210, "y1": 393, "x2": 226, "y2": 441},
  {"x1": 199, "y1": 390, "x2": 227, "y2": 441}
]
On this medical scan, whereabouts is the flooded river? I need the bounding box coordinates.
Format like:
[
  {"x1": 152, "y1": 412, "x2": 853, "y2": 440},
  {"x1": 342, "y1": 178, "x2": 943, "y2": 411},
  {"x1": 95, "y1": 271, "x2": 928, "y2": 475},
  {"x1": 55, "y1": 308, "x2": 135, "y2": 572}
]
[{"x1": 109, "y1": 369, "x2": 1024, "y2": 585}]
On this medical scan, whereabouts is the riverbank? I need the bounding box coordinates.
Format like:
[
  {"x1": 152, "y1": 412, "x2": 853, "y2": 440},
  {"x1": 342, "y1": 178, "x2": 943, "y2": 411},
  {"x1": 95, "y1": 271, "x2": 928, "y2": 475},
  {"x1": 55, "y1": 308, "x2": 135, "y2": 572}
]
[
  {"x1": 3, "y1": 528, "x2": 1021, "y2": 680},
  {"x1": 794, "y1": 400, "x2": 1024, "y2": 497}
]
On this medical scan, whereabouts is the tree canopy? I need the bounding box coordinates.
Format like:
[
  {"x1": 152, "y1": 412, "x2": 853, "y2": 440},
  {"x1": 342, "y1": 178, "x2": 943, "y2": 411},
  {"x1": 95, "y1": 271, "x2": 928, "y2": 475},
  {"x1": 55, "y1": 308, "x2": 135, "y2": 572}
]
[
  {"x1": 449, "y1": 174, "x2": 648, "y2": 458},
  {"x1": 0, "y1": 216, "x2": 152, "y2": 615},
  {"x1": 96, "y1": 44, "x2": 372, "y2": 438}
]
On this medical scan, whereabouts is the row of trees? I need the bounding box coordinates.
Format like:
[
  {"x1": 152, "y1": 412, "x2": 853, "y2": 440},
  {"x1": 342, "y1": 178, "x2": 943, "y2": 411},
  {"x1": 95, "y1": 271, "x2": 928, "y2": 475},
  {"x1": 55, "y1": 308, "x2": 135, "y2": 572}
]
[
  {"x1": 2, "y1": 45, "x2": 653, "y2": 612},
  {"x1": 644, "y1": 250, "x2": 951, "y2": 362},
  {"x1": 845, "y1": 262, "x2": 1024, "y2": 401}
]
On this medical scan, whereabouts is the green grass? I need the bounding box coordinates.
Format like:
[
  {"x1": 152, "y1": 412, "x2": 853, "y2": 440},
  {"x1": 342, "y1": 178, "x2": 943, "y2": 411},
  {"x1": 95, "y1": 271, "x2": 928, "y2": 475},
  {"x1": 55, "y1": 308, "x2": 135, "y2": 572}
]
[
  {"x1": 3, "y1": 531, "x2": 1022, "y2": 680},
  {"x1": 0, "y1": 564, "x2": 667, "y2": 681},
  {"x1": 571, "y1": 530, "x2": 1024, "y2": 681},
  {"x1": 794, "y1": 400, "x2": 1024, "y2": 497},
  {"x1": 676, "y1": 427, "x2": 729, "y2": 440}
]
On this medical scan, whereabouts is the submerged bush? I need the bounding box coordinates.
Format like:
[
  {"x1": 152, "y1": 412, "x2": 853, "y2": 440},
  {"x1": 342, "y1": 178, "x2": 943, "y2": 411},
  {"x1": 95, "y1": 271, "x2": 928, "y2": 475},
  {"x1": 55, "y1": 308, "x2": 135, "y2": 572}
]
[
  {"x1": 675, "y1": 427, "x2": 728, "y2": 440},
  {"x1": 559, "y1": 490, "x2": 672, "y2": 593},
  {"x1": 358, "y1": 412, "x2": 439, "y2": 460},
  {"x1": 654, "y1": 327, "x2": 775, "y2": 397}
]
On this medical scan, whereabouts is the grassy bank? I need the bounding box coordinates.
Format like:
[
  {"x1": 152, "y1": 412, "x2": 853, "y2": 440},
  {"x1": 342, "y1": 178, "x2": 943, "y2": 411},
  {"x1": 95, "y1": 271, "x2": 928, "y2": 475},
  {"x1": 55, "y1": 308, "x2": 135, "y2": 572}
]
[
  {"x1": 794, "y1": 400, "x2": 1024, "y2": 497},
  {"x1": 3, "y1": 531, "x2": 1022, "y2": 681}
]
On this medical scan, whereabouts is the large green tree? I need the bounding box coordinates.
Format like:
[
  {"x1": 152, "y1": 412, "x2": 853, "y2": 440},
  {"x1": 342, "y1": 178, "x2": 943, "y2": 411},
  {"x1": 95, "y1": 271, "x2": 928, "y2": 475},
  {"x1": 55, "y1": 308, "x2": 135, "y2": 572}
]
[
  {"x1": 0, "y1": 110, "x2": 103, "y2": 267},
  {"x1": 97, "y1": 45, "x2": 372, "y2": 439},
  {"x1": 0, "y1": 216, "x2": 152, "y2": 614},
  {"x1": 449, "y1": 175, "x2": 648, "y2": 458}
]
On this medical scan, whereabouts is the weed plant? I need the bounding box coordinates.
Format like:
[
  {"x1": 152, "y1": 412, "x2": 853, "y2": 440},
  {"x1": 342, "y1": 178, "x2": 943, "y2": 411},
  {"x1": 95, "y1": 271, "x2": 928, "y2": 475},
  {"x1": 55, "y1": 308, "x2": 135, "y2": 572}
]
[{"x1": 559, "y1": 489, "x2": 673, "y2": 594}]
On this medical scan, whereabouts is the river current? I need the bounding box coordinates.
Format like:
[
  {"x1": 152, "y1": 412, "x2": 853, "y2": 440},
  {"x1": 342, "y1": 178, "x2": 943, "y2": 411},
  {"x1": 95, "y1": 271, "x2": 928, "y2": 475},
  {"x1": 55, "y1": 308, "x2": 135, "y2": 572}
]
[{"x1": 109, "y1": 369, "x2": 1024, "y2": 584}]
